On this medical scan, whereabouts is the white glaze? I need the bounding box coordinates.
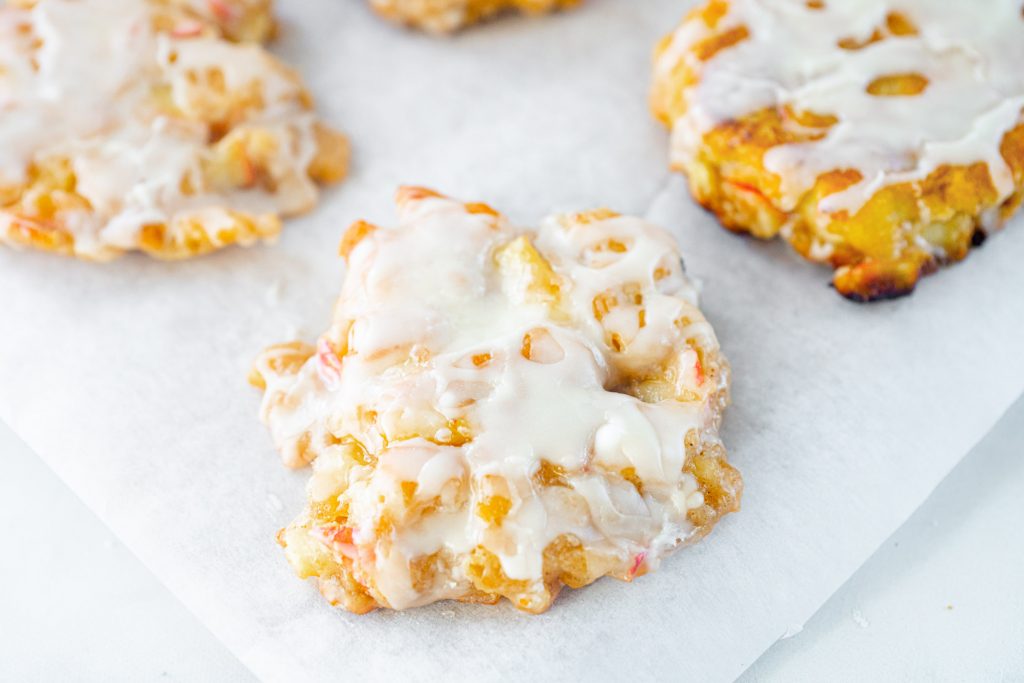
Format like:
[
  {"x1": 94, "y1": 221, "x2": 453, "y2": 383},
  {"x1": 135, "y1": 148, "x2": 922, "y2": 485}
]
[
  {"x1": 0, "y1": 0, "x2": 322, "y2": 258},
  {"x1": 656, "y1": 0, "x2": 1024, "y2": 213},
  {"x1": 258, "y1": 194, "x2": 729, "y2": 609}
]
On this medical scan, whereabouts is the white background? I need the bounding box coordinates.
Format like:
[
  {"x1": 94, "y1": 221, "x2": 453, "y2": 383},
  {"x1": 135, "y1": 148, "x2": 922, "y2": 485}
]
[
  {"x1": 2, "y1": 1, "x2": 1023, "y2": 679},
  {"x1": 2, "y1": 396, "x2": 1020, "y2": 681}
]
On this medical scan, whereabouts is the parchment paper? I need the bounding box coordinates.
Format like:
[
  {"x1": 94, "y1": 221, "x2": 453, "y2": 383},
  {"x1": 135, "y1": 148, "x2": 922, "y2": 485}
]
[{"x1": 1, "y1": 1, "x2": 1022, "y2": 681}]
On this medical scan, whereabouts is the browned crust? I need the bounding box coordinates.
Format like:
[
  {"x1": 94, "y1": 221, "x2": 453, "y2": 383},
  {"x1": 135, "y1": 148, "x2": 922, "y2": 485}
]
[
  {"x1": 368, "y1": 0, "x2": 581, "y2": 33},
  {"x1": 651, "y1": 0, "x2": 1024, "y2": 301},
  {"x1": 0, "y1": 0, "x2": 348, "y2": 261},
  {"x1": 253, "y1": 188, "x2": 741, "y2": 613}
]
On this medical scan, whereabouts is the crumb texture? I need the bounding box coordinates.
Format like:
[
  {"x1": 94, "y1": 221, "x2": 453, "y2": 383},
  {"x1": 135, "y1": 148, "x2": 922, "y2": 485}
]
[
  {"x1": 652, "y1": 0, "x2": 1024, "y2": 300},
  {"x1": 251, "y1": 187, "x2": 740, "y2": 613},
  {"x1": 0, "y1": 0, "x2": 347, "y2": 260},
  {"x1": 369, "y1": 0, "x2": 580, "y2": 33}
]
